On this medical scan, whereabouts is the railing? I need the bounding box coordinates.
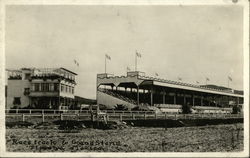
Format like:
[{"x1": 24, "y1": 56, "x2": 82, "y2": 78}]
[
  {"x1": 5, "y1": 109, "x2": 243, "y2": 123},
  {"x1": 5, "y1": 109, "x2": 241, "y2": 115},
  {"x1": 5, "y1": 109, "x2": 157, "y2": 114}
]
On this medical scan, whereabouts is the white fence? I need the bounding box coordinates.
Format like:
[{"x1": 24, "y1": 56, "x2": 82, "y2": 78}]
[{"x1": 5, "y1": 109, "x2": 243, "y2": 122}]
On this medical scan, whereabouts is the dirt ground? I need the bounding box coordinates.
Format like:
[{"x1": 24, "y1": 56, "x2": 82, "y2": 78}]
[{"x1": 6, "y1": 123, "x2": 243, "y2": 152}]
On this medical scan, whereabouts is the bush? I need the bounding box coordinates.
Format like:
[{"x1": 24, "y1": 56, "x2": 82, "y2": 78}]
[
  {"x1": 131, "y1": 106, "x2": 140, "y2": 111},
  {"x1": 99, "y1": 104, "x2": 107, "y2": 110},
  {"x1": 115, "y1": 104, "x2": 128, "y2": 110}
]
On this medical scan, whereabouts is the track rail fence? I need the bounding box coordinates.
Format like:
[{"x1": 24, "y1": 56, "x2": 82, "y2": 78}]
[{"x1": 5, "y1": 109, "x2": 243, "y2": 123}]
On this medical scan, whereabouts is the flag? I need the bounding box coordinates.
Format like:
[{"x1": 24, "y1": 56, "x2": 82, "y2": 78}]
[
  {"x1": 105, "y1": 54, "x2": 111, "y2": 60},
  {"x1": 127, "y1": 67, "x2": 131, "y2": 71},
  {"x1": 206, "y1": 77, "x2": 210, "y2": 81},
  {"x1": 74, "y1": 59, "x2": 79, "y2": 66},
  {"x1": 196, "y1": 81, "x2": 199, "y2": 84},
  {"x1": 228, "y1": 76, "x2": 232, "y2": 81},
  {"x1": 155, "y1": 73, "x2": 159, "y2": 76},
  {"x1": 136, "y1": 50, "x2": 141, "y2": 58},
  {"x1": 178, "y1": 77, "x2": 182, "y2": 81}
]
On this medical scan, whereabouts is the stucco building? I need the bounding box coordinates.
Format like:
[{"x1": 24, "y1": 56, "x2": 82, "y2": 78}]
[{"x1": 5, "y1": 67, "x2": 77, "y2": 110}]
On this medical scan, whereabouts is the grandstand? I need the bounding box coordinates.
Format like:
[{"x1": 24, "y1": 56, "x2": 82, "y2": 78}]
[{"x1": 97, "y1": 71, "x2": 243, "y2": 113}]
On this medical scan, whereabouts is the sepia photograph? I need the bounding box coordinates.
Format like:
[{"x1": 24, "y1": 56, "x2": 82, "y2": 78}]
[{"x1": 0, "y1": 0, "x2": 249, "y2": 157}]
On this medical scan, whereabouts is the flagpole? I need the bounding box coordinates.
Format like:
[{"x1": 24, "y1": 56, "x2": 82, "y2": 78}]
[
  {"x1": 135, "y1": 53, "x2": 137, "y2": 71},
  {"x1": 105, "y1": 56, "x2": 106, "y2": 74}
]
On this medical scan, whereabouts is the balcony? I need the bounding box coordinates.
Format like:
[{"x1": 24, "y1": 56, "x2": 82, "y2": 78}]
[
  {"x1": 31, "y1": 75, "x2": 76, "y2": 84},
  {"x1": 29, "y1": 91, "x2": 59, "y2": 97}
]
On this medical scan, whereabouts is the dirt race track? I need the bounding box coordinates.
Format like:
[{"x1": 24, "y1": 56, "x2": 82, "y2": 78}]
[{"x1": 6, "y1": 123, "x2": 243, "y2": 152}]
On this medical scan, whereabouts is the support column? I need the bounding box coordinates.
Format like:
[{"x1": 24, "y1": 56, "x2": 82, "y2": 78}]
[
  {"x1": 183, "y1": 94, "x2": 186, "y2": 105},
  {"x1": 192, "y1": 94, "x2": 195, "y2": 106},
  {"x1": 49, "y1": 98, "x2": 52, "y2": 109},
  {"x1": 237, "y1": 97, "x2": 239, "y2": 105},
  {"x1": 137, "y1": 86, "x2": 140, "y2": 106},
  {"x1": 214, "y1": 96, "x2": 217, "y2": 107},
  {"x1": 226, "y1": 96, "x2": 229, "y2": 107},
  {"x1": 163, "y1": 92, "x2": 166, "y2": 104},
  {"x1": 142, "y1": 89, "x2": 145, "y2": 102},
  {"x1": 174, "y1": 93, "x2": 176, "y2": 104},
  {"x1": 201, "y1": 96, "x2": 203, "y2": 106},
  {"x1": 58, "y1": 96, "x2": 60, "y2": 109},
  {"x1": 150, "y1": 87, "x2": 153, "y2": 106}
]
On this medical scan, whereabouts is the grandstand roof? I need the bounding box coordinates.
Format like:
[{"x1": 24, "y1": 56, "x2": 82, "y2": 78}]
[{"x1": 97, "y1": 72, "x2": 243, "y2": 98}]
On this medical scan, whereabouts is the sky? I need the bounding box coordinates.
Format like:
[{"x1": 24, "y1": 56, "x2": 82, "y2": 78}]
[{"x1": 5, "y1": 5, "x2": 243, "y2": 99}]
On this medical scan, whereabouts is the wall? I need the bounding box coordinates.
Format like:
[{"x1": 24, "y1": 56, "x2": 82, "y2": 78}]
[
  {"x1": 97, "y1": 91, "x2": 136, "y2": 109},
  {"x1": 7, "y1": 80, "x2": 31, "y2": 109}
]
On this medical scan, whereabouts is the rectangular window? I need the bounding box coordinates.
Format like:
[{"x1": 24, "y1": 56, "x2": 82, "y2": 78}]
[
  {"x1": 68, "y1": 86, "x2": 71, "y2": 93},
  {"x1": 31, "y1": 84, "x2": 35, "y2": 91},
  {"x1": 45, "y1": 83, "x2": 49, "y2": 91},
  {"x1": 13, "y1": 97, "x2": 21, "y2": 105},
  {"x1": 24, "y1": 88, "x2": 30, "y2": 95},
  {"x1": 61, "y1": 84, "x2": 64, "y2": 92},
  {"x1": 25, "y1": 73, "x2": 31, "y2": 80},
  {"x1": 42, "y1": 83, "x2": 46, "y2": 91},
  {"x1": 24, "y1": 88, "x2": 30, "y2": 92},
  {"x1": 41, "y1": 83, "x2": 45, "y2": 91},
  {"x1": 5, "y1": 85, "x2": 7, "y2": 97},
  {"x1": 34, "y1": 83, "x2": 40, "y2": 91},
  {"x1": 72, "y1": 87, "x2": 74, "y2": 94},
  {"x1": 41, "y1": 83, "x2": 49, "y2": 91},
  {"x1": 54, "y1": 83, "x2": 59, "y2": 91},
  {"x1": 49, "y1": 83, "x2": 54, "y2": 91},
  {"x1": 65, "y1": 85, "x2": 68, "y2": 92}
]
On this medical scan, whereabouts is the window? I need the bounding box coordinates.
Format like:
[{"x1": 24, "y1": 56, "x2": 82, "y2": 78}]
[
  {"x1": 13, "y1": 97, "x2": 21, "y2": 105},
  {"x1": 72, "y1": 87, "x2": 74, "y2": 94},
  {"x1": 49, "y1": 83, "x2": 54, "y2": 91},
  {"x1": 24, "y1": 88, "x2": 29, "y2": 92},
  {"x1": 34, "y1": 83, "x2": 40, "y2": 91},
  {"x1": 68, "y1": 86, "x2": 71, "y2": 93},
  {"x1": 41, "y1": 83, "x2": 45, "y2": 91},
  {"x1": 65, "y1": 85, "x2": 68, "y2": 92},
  {"x1": 31, "y1": 84, "x2": 35, "y2": 91},
  {"x1": 54, "y1": 83, "x2": 59, "y2": 91},
  {"x1": 45, "y1": 83, "x2": 49, "y2": 91},
  {"x1": 5, "y1": 85, "x2": 7, "y2": 97},
  {"x1": 41, "y1": 83, "x2": 49, "y2": 91},
  {"x1": 61, "y1": 84, "x2": 64, "y2": 92},
  {"x1": 25, "y1": 73, "x2": 31, "y2": 80},
  {"x1": 24, "y1": 88, "x2": 30, "y2": 95}
]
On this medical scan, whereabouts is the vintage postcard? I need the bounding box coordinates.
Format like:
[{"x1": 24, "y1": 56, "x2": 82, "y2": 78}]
[{"x1": 0, "y1": 0, "x2": 249, "y2": 157}]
